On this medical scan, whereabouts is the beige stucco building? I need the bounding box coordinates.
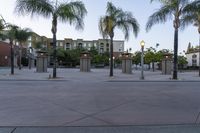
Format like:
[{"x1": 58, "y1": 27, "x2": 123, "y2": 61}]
[{"x1": 185, "y1": 43, "x2": 200, "y2": 67}]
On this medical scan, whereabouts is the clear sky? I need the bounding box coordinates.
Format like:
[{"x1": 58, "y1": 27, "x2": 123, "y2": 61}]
[{"x1": 0, "y1": 0, "x2": 198, "y2": 53}]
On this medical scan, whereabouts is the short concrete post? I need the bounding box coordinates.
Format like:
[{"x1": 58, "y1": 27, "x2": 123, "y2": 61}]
[
  {"x1": 36, "y1": 51, "x2": 48, "y2": 73},
  {"x1": 80, "y1": 52, "x2": 91, "y2": 72},
  {"x1": 162, "y1": 54, "x2": 172, "y2": 75},
  {"x1": 121, "y1": 53, "x2": 132, "y2": 74}
]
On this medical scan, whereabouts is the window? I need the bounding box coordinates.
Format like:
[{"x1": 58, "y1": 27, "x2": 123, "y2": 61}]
[
  {"x1": 28, "y1": 37, "x2": 32, "y2": 41},
  {"x1": 100, "y1": 43, "x2": 104, "y2": 48},
  {"x1": 66, "y1": 43, "x2": 70, "y2": 50},
  {"x1": 94, "y1": 43, "x2": 97, "y2": 47},
  {"x1": 60, "y1": 42, "x2": 63, "y2": 47},
  {"x1": 106, "y1": 43, "x2": 109, "y2": 47},
  {"x1": 192, "y1": 54, "x2": 197, "y2": 58},
  {"x1": 84, "y1": 43, "x2": 86, "y2": 47},
  {"x1": 192, "y1": 59, "x2": 197, "y2": 66},
  {"x1": 78, "y1": 43, "x2": 83, "y2": 48},
  {"x1": 100, "y1": 48, "x2": 104, "y2": 53}
]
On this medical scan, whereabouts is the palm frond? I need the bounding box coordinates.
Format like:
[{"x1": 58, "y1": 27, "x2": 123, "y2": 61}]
[
  {"x1": 2, "y1": 24, "x2": 19, "y2": 41},
  {"x1": 106, "y1": 2, "x2": 118, "y2": 16},
  {"x1": 116, "y1": 11, "x2": 139, "y2": 39},
  {"x1": 16, "y1": 28, "x2": 32, "y2": 43},
  {"x1": 56, "y1": 1, "x2": 87, "y2": 30},
  {"x1": 180, "y1": 14, "x2": 197, "y2": 30},
  {"x1": 146, "y1": 4, "x2": 174, "y2": 32},
  {"x1": 181, "y1": 0, "x2": 200, "y2": 30},
  {"x1": 98, "y1": 16, "x2": 109, "y2": 39},
  {"x1": 15, "y1": 0, "x2": 53, "y2": 18},
  {"x1": 99, "y1": 2, "x2": 139, "y2": 40}
]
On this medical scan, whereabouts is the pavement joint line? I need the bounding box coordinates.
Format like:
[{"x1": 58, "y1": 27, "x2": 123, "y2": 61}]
[
  {"x1": 34, "y1": 96, "x2": 90, "y2": 116},
  {"x1": 35, "y1": 93, "x2": 135, "y2": 119},
  {"x1": 61, "y1": 116, "x2": 90, "y2": 126},
  {"x1": 195, "y1": 111, "x2": 200, "y2": 123},
  {"x1": 10, "y1": 127, "x2": 17, "y2": 133},
  {"x1": 88, "y1": 116, "x2": 115, "y2": 125},
  {"x1": 33, "y1": 96, "x2": 111, "y2": 126},
  {"x1": 31, "y1": 96, "x2": 99, "y2": 127},
  {"x1": 34, "y1": 96, "x2": 118, "y2": 126},
  {"x1": 86, "y1": 99, "x2": 137, "y2": 118},
  {"x1": 34, "y1": 94, "x2": 134, "y2": 126}
]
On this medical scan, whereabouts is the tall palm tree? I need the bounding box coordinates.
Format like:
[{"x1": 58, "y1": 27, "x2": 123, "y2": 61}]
[
  {"x1": 15, "y1": 28, "x2": 32, "y2": 70},
  {"x1": 146, "y1": 0, "x2": 190, "y2": 79},
  {"x1": 99, "y1": 2, "x2": 139, "y2": 77},
  {"x1": 15, "y1": 0, "x2": 87, "y2": 78},
  {"x1": 0, "y1": 17, "x2": 17, "y2": 75},
  {"x1": 181, "y1": 0, "x2": 200, "y2": 76},
  {"x1": 4, "y1": 24, "x2": 19, "y2": 75}
]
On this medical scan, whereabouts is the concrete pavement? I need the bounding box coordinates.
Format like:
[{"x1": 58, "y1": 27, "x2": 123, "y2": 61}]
[
  {"x1": 0, "y1": 81, "x2": 200, "y2": 126},
  {"x1": 0, "y1": 68, "x2": 200, "y2": 132},
  {"x1": 0, "y1": 68, "x2": 200, "y2": 81}
]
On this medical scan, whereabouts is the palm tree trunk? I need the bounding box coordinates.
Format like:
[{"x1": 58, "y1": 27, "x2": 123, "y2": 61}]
[
  {"x1": 53, "y1": 33, "x2": 57, "y2": 78},
  {"x1": 110, "y1": 37, "x2": 114, "y2": 77},
  {"x1": 10, "y1": 41, "x2": 14, "y2": 75},
  {"x1": 152, "y1": 61, "x2": 155, "y2": 72},
  {"x1": 28, "y1": 56, "x2": 31, "y2": 69},
  {"x1": 19, "y1": 46, "x2": 22, "y2": 70},
  {"x1": 173, "y1": 28, "x2": 178, "y2": 79},
  {"x1": 52, "y1": 15, "x2": 57, "y2": 78},
  {"x1": 199, "y1": 33, "x2": 200, "y2": 77}
]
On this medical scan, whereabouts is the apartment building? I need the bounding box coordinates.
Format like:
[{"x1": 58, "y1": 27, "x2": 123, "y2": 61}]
[{"x1": 55, "y1": 38, "x2": 124, "y2": 55}]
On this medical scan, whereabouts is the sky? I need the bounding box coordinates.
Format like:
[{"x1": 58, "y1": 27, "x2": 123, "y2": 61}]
[{"x1": 0, "y1": 0, "x2": 198, "y2": 54}]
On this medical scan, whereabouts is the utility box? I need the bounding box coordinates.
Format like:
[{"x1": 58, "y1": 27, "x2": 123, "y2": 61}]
[
  {"x1": 162, "y1": 53, "x2": 172, "y2": 75},
  {"x1": 36, "y1": 51, "x2": 48, "y2": 73},
  {"x1": 80, "y1": 52, "x2": 91, "y2": 72},
  {"x1": 121, "y1": 53, "x2": 132, "y2": 74}
]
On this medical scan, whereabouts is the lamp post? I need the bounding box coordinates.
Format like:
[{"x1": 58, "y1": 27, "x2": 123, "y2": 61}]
[
  {"x1": 140, "y1": 40, "x2": 145, "y2": 80},
  {"x1": 28, "y1": 47, "x2": 33, "y2": 69}
]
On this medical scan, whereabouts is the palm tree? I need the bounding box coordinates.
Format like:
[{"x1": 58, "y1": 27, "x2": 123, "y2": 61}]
[
  {"x1": 3, "y1": 24, "x2": 19, "y2": 75},
  {"x1": 0, "y1": 17, "x2": 18, "y2": 75},
  {"x1": 99, "y1": 2, "x2": 139, "y2": 77},
  {"x1": 15, "y1": 28, "x2": 32, "y2": 70},
  {"x1": 181, "y1": 0, "x2": 200, "y2": 76},
  {"x1": 146, "y1": 0, "x2": 190, "y2": 79},
  {"x1": 15, "y1": 0, "x2": 87, "y2": 78}
]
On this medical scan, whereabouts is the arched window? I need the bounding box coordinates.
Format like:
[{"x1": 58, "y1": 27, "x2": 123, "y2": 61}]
[
  {"x1": 78, "y1": 43, "x2": 83, "y2": 48},
  {"x1": 192, "y1": 54, "x2": 197, "y2": 58}
]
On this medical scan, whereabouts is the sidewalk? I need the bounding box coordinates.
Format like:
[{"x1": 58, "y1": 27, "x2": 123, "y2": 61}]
[
  {"x1": 0, "y1": 68, "x2": 200, "y2": 81},
  {"x1": 2, "y1": 124, "x2": 200, "y2": 133}
]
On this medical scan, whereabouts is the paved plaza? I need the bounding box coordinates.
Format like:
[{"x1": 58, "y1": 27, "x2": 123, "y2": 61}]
[
  {"x1": 0, "y1": 67, "x2": 200, "y2": 81},
  {"x1": 0, "y1": 68, "x2": 200, "y2": 132}
]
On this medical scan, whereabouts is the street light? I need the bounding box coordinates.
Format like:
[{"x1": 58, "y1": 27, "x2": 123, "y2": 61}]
[
  {"x1": 140, "y1": 40, "x2": 145, "y2": 80},
  {"x1": 28, "y1": 47, "x2": 33, "y2": 69}
]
